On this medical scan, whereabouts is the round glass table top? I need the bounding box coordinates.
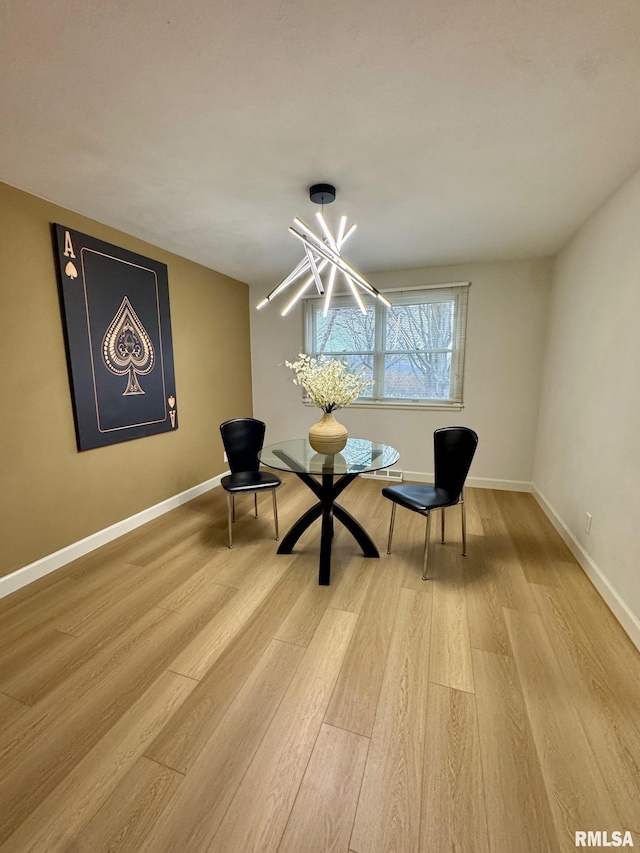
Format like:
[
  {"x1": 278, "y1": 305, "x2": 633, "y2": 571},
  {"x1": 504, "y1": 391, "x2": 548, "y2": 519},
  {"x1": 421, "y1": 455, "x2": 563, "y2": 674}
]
[{"x1": 259, "y1": 437, "x2": 400, "y2": 476}]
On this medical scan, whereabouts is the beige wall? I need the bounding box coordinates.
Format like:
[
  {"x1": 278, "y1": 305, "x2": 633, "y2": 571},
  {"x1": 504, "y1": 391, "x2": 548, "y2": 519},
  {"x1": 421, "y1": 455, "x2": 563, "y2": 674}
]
[
  {"x1": 251, "y1": 258, "x2": 552, "y2": 485},
  {"x1": 0, "y1": 182, "x2": 252, "y2": 577},
  {"x1": 533, "y1": 166, "x2": 640, "y2": 630}
]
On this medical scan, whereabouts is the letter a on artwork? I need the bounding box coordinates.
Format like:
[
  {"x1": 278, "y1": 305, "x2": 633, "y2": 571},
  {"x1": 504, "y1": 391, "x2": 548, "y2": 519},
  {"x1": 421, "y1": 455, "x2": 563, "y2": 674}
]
[{"x1": 64, "y1": 231, "x2": 76, "y2": 258}]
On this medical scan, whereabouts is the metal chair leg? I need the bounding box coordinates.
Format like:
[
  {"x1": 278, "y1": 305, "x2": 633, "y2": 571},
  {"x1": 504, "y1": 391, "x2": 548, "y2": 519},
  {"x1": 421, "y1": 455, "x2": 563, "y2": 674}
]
[
  {"x1": 232, "y1": 494, "x2": 236, "y2": 523},
  {"x1": 227, "y1": 492, "x2": 233, "y2": 549},
  {"x1": 422, "y1": 511, "x2": 432, "y2": 581},
  {"x1": 272, "y1": 489, "x2": 279, "y2": 540},
  {"x1": 441, "y1": 508, "x2": 446, "y2": 543},
  {"x1": 461, "y1": 490, "x2": 467, "y2": 556},
  {"x1": 387, "y1": 503, "x2": 397, "y2": 554},
  {"x1": 254, "y1": 493, "x2": 259, "y2": 518}
]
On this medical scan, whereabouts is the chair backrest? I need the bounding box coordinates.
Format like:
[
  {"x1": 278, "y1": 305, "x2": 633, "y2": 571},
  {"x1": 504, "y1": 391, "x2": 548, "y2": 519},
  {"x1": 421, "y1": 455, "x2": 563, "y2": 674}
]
[
  {"x1": 220, "y1": 418, "x2": 266, "y2": 474},
  {"x1": 434, "y1": 426, "x2": 478, "y2": 499}
]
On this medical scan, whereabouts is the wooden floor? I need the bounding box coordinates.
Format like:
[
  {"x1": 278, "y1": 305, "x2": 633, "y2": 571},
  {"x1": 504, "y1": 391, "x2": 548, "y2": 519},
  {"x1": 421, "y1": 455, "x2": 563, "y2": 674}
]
[{"x1": 0, "y1": 475, "x2": 639, "y2": 852}]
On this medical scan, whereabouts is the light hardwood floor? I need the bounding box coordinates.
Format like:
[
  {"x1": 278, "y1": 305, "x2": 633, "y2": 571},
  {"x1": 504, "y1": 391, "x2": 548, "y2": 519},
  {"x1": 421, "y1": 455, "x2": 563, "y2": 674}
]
[{"x1": 0, "y1": 475, "x2": 639, "y2": 852}]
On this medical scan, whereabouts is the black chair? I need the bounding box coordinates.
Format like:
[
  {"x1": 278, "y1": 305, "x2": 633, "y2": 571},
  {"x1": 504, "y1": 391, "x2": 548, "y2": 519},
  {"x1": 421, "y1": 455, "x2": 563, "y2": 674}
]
[
  {"x1": 220, "y1": 418, "x2": 281, "y2": 549},
  {"x1": 383, "y1": 427, "x2": 478, "y2": 580}
]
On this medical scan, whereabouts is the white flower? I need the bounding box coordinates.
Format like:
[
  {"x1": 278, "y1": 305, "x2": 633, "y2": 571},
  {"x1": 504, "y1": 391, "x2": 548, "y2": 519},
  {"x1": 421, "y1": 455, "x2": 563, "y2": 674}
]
[{"x1": 285, "y1": 353, "x2": 372, "y2": 412}]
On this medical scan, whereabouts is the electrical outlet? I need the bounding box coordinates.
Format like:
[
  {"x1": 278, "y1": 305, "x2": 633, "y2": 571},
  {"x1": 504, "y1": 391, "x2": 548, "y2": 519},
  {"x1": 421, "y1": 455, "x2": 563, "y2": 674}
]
[
  {"x1": 223, "y1": 451, "x2": 228, "y2": 463},
  {"x1": 584, "y1": 512, "x2": 592, "y2": 533}
]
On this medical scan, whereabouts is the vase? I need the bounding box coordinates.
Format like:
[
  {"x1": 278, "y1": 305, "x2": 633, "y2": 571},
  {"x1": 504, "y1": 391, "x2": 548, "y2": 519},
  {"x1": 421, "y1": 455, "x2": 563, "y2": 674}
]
[{"x1": 308, "y1": 411, "x2": 348, "y2": 454}]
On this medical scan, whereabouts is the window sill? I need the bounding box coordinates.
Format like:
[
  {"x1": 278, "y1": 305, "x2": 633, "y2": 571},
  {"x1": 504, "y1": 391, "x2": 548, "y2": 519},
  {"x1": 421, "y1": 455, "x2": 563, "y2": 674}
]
[{"x1": 302, "y1": 400, "x2": 464, "y2": 413}]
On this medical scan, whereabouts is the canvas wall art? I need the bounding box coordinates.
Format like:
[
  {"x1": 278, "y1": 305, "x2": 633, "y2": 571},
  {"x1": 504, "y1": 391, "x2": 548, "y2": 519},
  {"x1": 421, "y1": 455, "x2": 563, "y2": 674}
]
[{"x1": 53, "y1": 224, "x2": 178, "y2": 451}]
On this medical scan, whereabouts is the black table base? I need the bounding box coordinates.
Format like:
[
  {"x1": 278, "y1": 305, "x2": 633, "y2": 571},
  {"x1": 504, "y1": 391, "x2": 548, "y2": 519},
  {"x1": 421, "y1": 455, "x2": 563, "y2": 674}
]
[{"x1": 277, "y1": 471, "x2": 379, "y2": 584}]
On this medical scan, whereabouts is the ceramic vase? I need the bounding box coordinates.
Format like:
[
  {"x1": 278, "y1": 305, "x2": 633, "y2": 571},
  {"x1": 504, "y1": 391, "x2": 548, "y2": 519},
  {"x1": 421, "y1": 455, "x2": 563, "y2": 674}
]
[{"x1": 308, "y1": 411, "x2": 348, "y2": 454}]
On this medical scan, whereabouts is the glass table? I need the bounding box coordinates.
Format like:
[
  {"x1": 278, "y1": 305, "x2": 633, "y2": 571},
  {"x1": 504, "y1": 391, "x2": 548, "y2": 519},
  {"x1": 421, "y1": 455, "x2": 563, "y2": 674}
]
[{"x1": 259, "y1": 437, "x2": 400, "y2": 585}]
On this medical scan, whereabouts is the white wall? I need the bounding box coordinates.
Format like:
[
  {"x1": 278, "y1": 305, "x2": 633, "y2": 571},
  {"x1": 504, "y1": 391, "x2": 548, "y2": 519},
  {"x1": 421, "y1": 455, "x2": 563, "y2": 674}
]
[
  {"x1": 533, "y1": 167, "x2": 640, "y2": 639},
  {"x1": 251, "y1": 258, "x2": 552, "y2": 488}
]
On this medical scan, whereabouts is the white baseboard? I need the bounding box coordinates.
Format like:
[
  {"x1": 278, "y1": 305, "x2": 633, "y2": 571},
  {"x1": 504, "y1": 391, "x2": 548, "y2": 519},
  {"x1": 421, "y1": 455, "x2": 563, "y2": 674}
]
[
  {"x1": 0, "y1": 471, "x2": 229, "y2": 601},
  {"x1": 403, "y1": 470, "x2": 532, "y2": 492},
  {"x1": 361, "y1": 468, "x2": 404, "y2": 482},
  {"x1": 532, "y1": 484, "x2": 640, "y2": 652}
]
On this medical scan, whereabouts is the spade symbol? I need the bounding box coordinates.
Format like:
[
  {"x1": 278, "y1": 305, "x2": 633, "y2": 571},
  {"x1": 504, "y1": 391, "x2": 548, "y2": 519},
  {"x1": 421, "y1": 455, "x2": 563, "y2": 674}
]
[
  {"x1": 65, "y1": 261, "x2": 78, "y2": 279},
  {"x1": 102, "y1": 297, "x2": 155, "y2": 395}
]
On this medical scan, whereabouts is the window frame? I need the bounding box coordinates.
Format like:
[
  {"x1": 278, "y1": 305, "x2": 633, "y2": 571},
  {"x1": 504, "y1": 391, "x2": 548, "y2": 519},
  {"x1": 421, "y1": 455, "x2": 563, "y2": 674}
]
[{"x1": 302, "y1": 282, "x2": 469, "y2": 410}]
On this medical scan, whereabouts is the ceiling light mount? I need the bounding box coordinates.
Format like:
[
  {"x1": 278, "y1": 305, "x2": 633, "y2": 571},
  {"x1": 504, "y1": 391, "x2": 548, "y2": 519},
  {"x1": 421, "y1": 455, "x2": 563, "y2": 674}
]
[
  {"x1": 256, "y1": 183, "x2": 390, "y2": 317},
  {"x1": 309, "y1": 183, "x2": 336, "y2": 205}
]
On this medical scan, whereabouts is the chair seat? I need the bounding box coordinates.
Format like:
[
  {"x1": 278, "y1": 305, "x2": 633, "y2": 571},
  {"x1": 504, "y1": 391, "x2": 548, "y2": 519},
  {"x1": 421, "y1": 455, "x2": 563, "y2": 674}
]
[
  {"x1": 382, "y1": 483, "x2": 459, "y2": 513},
  {"x1": 222, "y1": 470, "x2": 281, "y2": 493}
]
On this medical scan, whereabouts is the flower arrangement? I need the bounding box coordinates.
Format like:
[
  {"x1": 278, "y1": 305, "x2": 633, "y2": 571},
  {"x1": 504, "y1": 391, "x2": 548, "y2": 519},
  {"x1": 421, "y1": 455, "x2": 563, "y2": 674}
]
[{"x1": 285, "y1": 353, "x2": 371, "y2": 412}]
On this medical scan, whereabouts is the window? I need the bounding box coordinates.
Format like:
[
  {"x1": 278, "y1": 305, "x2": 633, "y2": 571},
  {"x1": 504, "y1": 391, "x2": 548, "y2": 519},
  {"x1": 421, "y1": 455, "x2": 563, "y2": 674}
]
[{"x1": 302, "y1": 283, "x2": 469, "y2": 407}]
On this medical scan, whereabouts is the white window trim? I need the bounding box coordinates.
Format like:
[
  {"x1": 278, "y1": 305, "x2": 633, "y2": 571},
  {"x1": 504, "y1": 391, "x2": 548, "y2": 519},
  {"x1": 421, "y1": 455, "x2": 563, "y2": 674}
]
[
  {"x1": 302, "y1": 283, "x2": 470, "y2": 410},
  {"x1": 301, "y1": 398, "x2": 464, "y2": 412}
]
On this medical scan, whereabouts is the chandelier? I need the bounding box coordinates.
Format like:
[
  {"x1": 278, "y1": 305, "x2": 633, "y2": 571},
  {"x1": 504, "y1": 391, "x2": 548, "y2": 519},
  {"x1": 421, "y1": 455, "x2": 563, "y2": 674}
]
[{"x1": 256, "y1": 184, "x2": 391, "y2": 317}]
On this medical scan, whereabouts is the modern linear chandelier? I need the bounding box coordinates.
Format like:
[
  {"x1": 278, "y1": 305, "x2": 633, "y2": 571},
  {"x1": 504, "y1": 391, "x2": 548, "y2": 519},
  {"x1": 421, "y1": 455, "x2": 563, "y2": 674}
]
[{"x1": 256, "y1": 184, "x2": 391, "y2": 317}]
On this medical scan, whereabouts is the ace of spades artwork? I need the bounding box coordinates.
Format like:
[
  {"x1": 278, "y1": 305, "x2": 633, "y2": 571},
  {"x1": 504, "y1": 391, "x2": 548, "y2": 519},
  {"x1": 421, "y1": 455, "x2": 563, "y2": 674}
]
[{"x1": 53, "y1": 224, "x2": 178, "y2": 451}]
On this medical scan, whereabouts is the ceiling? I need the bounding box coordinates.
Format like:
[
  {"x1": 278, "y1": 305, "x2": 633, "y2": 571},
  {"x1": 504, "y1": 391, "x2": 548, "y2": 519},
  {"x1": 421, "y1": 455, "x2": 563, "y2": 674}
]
[{"x1": 2, "y1": 0, "x2": 640, "y2": 291}]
